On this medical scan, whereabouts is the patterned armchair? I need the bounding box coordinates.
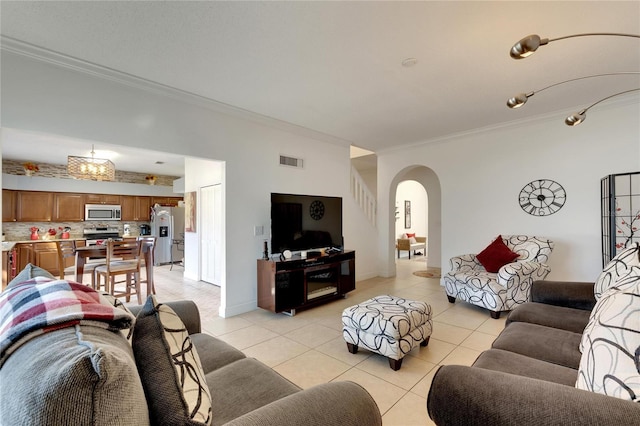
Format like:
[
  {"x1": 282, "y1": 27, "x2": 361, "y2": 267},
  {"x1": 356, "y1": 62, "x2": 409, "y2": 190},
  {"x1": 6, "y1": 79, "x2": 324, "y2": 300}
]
[{"x1": 442, "y1": 235, "x2": 554, "y2": 319}]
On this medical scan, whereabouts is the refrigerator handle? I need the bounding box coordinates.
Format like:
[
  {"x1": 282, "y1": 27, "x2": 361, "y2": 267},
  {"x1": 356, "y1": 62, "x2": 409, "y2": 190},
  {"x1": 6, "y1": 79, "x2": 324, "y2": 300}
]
[{"x1": 170, "y1": 215, "x2": 174, "y2": 240}]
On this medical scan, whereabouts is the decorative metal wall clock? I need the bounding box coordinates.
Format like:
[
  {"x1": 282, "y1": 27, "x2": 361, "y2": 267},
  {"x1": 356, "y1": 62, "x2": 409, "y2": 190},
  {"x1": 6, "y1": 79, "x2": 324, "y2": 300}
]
[
  {"x1": 309, "y1": 200, "x2": 325, "y2": 220},
  {"x1": 519, "y1": 179, "x2": 566, "y2": 216}
]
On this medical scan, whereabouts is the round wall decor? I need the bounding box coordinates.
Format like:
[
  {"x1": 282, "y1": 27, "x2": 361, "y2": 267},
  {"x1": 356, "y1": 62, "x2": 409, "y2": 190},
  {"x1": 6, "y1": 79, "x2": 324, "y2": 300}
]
[
  {"x1": 519, "y1": 179, "x2": 566, "y2": 216},
  {"x1": 309, "y1": 200, "x2": 325, "y2": 220}
]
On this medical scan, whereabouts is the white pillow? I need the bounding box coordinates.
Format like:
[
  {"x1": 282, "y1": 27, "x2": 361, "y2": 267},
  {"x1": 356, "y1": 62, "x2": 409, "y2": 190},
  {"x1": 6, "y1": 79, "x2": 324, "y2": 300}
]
[
  {"x1": 594, "y1": 243, "x2": 640, "y2": 300},
  {"x1": 576, "y1": 268, "x2": 640, "y2": 401},
  {"x1": 409, "y1": 237, "x2": 417, "y2": 244}
]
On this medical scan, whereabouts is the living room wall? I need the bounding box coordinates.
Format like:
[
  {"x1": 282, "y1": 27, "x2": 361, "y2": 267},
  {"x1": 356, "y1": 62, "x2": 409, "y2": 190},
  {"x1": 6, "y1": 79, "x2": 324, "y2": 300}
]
[
  {"x1": 377, "y1": 99, "x2": 640, "y2": 282},
  {"x1": 0, "y1": 49, "x2": 379, "y2": 316}
]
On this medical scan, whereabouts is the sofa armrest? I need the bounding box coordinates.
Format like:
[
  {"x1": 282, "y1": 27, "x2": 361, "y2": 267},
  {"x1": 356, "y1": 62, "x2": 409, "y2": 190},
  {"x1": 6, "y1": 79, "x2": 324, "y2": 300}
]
[
  {"x1": 427, "y1": 365, "x2": 640, "y2": 426},
  {"x1": 530, "y1": 280, "x2": 596, "y2": 311},
  {"x1": 415, "y1": 236, "x2": 426, "y2": 244},
  {"x1": 397, "y1": 239, "x2": 410, "y2": 250},
  {"x1": 129, "y1": 300, "x2": 202, "y2": 335},
  {"x1": 225, "y1": 381, "x2": 382, "y2": 426},
  {"x1": 449, "y1": 253, "x2": 481, "y2": 272}
]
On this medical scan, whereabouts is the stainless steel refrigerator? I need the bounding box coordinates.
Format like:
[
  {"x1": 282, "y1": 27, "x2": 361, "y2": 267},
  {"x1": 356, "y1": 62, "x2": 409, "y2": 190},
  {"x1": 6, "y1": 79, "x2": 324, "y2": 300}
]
[{"x1": 151, "y1": 205, "x2": 185, "y2": 265}]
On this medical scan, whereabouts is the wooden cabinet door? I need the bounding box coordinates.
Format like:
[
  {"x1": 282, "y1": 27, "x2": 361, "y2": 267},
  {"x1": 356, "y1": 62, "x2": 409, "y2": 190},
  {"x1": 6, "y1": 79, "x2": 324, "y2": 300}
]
[
  {"x1": 84, "y1": 194, "x2": 121, "y2": 204},
  {"x1": 121, "y1": 196, "x2": 151, "y2": 221},
  {"x1": 54, "y1": 193, "x2": 85, "y2": 221},
  {"x1": 34, "y1": 242, "x2": 59, "y2": 277},
  {"x1": 2, "y1": 189, "x2": 17, "y2": 222},
  {"x1": 120, "y1": 195, "x2": 136, "y2": 221},
  {"x1": 15, "y1": 243, "x2": 34, "y2": 271},
  {"x1": 17, "y1": 192, "x2": 54, "y2": 222},
  {"x1": 136, "y1": 197, "x2": 152, "y2": 221}
]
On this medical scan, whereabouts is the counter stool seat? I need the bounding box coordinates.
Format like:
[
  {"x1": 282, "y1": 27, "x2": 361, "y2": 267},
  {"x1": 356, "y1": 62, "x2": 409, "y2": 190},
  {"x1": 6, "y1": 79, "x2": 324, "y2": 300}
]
[{"x1": 342, "y1": 295, "x2": 433, "y2": 370}]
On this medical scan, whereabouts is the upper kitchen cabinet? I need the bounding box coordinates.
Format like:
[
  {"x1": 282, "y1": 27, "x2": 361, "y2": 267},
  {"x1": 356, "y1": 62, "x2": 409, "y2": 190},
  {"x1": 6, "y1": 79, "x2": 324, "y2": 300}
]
[
  {"x1": 151, "y1": 196, "x2": 183, "y2": 207},
  {"x1": 16, "y1": 191, "x2": 54, "y2": 222},
  {"x1": 121, "y1": 196, "x2": 152, "y2": 221},
  {"x1": 84, "y1": 193, "x2": 121, "y2": 205},
  {"x1": 2, "y1": 189, "x2": 17, "y2": 222},
  {"x1": 53, "y1": 193, "x2": 85, "y2": 221}
]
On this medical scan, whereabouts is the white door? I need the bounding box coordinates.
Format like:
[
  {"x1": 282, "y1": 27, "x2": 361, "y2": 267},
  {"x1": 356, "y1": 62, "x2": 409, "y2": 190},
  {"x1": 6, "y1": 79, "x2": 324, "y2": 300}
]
[{"x1": 200, "y1": 184, "x2": 222, "y2": 285}]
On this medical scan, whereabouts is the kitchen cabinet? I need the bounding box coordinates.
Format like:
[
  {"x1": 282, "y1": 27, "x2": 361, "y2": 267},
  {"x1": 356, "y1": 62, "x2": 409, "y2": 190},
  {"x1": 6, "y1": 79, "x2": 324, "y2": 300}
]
[
  {"x1": 2, "y1": 189, "x2": 17, "y2": 222},
  {"x1": 54, "y1": 193, "x2": 85, "y2": 221},
  {"x1": 34, "y1": 242, "x2": 59, "y2": 277},
  {"x1": 2, "y1": 248, "x2": 17, "y2": 291},
  {"x1": 84, "y1": 193, "x2": 121, "y2": 205},
  {"x1": 121, "y1": 196, "x2": 152, "y2": 221},
  {"x1": 151, "y1": 196, "x2": 183, "y2": 207},
  {"x1": 16, "y1": 191, "x2": 54, "y2": 222},
  {"x1": 14, "y1": 242, "x2": 63, "y2": 278}
]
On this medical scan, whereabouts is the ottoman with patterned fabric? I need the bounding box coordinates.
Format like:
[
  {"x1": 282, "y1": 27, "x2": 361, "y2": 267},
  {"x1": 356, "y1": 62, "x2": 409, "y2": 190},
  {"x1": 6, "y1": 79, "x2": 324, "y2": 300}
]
[{"x1": 342, "y1": 295, "x2": 433, "y2": 370}]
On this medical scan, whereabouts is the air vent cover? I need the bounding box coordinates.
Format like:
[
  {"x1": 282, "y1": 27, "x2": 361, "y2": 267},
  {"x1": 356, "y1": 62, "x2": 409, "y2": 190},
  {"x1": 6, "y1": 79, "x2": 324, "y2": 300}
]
[{"x1": 279, "y1": 155, "x2": 303, "y2": 168}]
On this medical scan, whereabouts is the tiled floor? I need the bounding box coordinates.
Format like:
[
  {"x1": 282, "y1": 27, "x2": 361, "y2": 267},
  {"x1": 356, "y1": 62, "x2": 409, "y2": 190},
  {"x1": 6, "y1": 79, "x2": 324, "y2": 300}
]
[{"x1": 147, "y1": 257, "x2": 506, "y2": 425}]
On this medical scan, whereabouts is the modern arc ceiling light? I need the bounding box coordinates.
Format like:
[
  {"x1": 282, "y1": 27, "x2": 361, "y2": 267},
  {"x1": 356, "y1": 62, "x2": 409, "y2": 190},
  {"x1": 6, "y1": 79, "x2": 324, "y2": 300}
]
[
  {"x1": 508, "y1": 33, "x2": 640, "y2": 126},
  {"x1": 67, "y1": 145, "x2": 116, "y2": 181},
  {"x1": 510, "y1": 33, "x2": 640, "y2": 59},
  {"x1": 506, "y1": 72, "x2": 640, "y2": 109},
  {"x1": 564, "y1": 88, "x2": 640, "y2": 126}
]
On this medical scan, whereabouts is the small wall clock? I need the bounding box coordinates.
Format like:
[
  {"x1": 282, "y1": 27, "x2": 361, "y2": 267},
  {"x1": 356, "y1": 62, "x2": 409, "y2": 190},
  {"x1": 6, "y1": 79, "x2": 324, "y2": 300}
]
[
  {"x1": 309, "y1": 200, "x2": 325, "y2": 220},
  {"x1": 519, "y1": 179, "x2": 566, "y2": 216}
]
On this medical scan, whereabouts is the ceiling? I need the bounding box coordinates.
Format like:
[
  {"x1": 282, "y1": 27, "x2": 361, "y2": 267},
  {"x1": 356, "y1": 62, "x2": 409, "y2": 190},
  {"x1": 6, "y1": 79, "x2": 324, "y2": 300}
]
[{"x1": 1, "y1": 1, "x2": 639, "y2": 176}]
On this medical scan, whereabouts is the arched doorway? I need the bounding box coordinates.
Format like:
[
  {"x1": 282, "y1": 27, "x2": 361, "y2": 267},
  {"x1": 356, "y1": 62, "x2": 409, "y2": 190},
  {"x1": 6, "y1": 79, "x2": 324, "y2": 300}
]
[{"x1": 384, "y1": 166, "x2": 442, "y2": 277}]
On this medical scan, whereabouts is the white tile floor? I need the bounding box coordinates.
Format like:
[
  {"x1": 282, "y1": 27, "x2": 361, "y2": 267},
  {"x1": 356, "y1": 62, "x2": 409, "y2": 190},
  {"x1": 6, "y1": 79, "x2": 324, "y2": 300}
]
[{"x1": 146, "y1": 257, "x2": 507, "y2": 425}]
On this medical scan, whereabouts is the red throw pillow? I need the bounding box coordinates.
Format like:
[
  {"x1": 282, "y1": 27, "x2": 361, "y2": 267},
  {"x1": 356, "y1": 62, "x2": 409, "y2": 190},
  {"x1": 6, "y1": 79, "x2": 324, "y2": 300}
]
[
  {"x1": 476, "y1": 235, "x2": 519, "y2": 273},
  {"x1": 406, "y1": 233, "x2": 416, "y2": 238}
]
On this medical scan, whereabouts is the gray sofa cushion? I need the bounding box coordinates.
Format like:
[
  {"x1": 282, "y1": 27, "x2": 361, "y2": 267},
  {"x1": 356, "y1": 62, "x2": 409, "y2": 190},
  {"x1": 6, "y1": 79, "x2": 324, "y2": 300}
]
[
  {"x1": 506, "y1": 302, "x2": 591, "y2": 334},
  {"x1": 133, "y1": 295, "x2": 212, "y2": 425},
  {"x1": 206, "y1": 357, "x2": 300, "y2": 426},
  {"x1": 0, "y1": 325, "x2": 149, "y2": 425},
  {"x1": 492, "y1": 322, "x2": 582, "y2": 369},
  {"x1": 7, "y1": 262, "x2": 54, "y2": 286},
  {"x1": 191, "y1": 332, "x2": 246, "y2": 374},
  {"x1": 474, "y1": 348, "x2": 578, "y2": 386}
]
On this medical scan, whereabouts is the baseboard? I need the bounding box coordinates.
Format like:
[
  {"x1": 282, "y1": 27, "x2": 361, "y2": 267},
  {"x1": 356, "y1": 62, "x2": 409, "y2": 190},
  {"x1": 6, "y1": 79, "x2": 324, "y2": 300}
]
[{"x1": 219, "y1": 300, "x2": 258, "y2": 318}]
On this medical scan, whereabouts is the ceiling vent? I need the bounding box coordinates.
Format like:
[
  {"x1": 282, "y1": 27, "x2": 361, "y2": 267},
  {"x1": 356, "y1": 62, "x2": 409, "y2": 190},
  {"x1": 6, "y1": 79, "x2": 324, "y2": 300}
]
[{"x1": 279, "y1": 155, "x2": 303, "y2": 169}]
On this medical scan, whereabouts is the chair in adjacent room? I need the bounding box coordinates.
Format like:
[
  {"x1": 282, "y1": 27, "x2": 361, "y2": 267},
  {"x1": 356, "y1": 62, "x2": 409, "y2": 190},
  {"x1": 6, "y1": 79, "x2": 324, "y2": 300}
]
[
  {"x1": 137, "y1": 235, "x2": 156, "y2": 297},
  {"x1": 92, "y1": 239, "x2": 143, "y2": 304},
  {"x1": 442, "y1": 235, "x2": 554, "y2": 319}
]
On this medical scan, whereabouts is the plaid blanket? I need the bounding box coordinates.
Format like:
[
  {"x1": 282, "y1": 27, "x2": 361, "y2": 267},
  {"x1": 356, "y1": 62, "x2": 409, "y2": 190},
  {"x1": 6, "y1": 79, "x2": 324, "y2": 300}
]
[{"x1": 0, "y1": 277, "x2": 135, "y2": 364}]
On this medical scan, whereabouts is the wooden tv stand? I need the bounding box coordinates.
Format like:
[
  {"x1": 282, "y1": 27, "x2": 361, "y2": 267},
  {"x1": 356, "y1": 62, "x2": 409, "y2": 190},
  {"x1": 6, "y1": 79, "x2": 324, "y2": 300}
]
[{"x1": 257, "y1": 250, "x2": 355, "y2": 315}]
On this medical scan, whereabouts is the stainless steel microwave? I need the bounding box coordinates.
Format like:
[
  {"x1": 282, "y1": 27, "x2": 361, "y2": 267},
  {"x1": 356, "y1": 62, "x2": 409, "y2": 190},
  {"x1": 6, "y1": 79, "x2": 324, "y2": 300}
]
[{"x1": 84, "y1": 204, "x2": 122, "y2": 221}]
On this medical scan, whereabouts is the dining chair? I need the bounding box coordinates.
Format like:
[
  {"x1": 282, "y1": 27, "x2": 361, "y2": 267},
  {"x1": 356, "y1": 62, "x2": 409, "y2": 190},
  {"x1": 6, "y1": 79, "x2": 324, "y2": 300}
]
[
  {"x1": 92, "y1": 239, "x2": 143, "y2": 304},
  {"x1": 55, "y1": 240, "x2": 77, "y2": 279},
  {"x1": 137, "y1": 235, "x2": 157, "y2": 296}
]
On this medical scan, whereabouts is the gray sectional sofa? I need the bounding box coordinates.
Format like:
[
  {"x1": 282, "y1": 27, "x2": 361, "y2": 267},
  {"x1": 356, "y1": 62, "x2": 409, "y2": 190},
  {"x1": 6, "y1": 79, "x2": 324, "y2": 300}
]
[
  {"x1": 0, "y1": 274, "x2": 382, "y2": 426},
  {"x1": 427, "y1": 279, "x2": 640, "y2": 425}
]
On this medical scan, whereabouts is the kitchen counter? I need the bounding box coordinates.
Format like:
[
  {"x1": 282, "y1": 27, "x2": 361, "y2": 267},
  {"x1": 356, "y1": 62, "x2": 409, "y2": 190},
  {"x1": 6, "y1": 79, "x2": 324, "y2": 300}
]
[
  {"x1": 1, "y1": 242, "x2": 16, "y2": 252},
  {"x1": 3, "y1": 238, "x2": 87, "y2": 248}
]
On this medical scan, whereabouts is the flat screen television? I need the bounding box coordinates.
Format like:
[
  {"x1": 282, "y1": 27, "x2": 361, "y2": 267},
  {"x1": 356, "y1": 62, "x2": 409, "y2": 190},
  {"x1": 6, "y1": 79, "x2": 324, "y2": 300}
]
[{"x1": 271, "y1": 193, "x2": 343, "y2": 254}]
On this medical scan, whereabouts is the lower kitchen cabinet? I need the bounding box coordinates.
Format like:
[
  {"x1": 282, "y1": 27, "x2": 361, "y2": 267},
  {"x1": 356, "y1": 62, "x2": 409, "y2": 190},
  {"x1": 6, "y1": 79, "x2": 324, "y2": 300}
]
[{"x1": 14, "y1": 242, "x2": 61, "y2": 278}]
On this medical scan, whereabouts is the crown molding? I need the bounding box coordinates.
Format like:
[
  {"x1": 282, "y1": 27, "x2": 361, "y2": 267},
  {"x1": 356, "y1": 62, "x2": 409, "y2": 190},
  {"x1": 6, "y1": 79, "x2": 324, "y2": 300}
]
[
  {"x1": 1, "y1": 36, "x2": 353, "y2": 148},
  {"x1": 378, "y1": 91, "x2": 639, "y2": 156}
]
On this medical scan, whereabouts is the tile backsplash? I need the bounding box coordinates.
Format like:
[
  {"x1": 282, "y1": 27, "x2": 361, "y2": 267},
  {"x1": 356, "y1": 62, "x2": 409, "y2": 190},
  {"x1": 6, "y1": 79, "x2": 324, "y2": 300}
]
[{"x1": 3, "y1": 221, "x2": 150, "y2": 241}]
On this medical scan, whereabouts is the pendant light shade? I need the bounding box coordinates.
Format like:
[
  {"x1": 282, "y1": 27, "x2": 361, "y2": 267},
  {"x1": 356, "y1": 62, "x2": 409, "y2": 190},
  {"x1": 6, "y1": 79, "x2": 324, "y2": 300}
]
[{"x1": 67, "y1": 145, "x2": 116, "y2": 181}]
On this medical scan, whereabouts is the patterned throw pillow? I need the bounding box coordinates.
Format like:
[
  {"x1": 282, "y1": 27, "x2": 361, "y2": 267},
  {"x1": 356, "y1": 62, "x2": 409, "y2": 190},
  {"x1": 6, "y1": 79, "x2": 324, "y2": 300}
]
[
  {"x1": 594, "y1": 243, "x2": 640, "y2": 300},
  {"x1": 576, "y1": 268, "x2": 640, "y2": 401},
  {"x1": 133, "y1": 295, "x2": 212, "y2": 425}
]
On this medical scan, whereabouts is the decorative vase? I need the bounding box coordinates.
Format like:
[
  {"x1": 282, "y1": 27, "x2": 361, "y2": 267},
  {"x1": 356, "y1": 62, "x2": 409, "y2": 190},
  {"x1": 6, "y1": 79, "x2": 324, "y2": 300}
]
[
  {"x1": 61, "y1": 232, "x2": 70, "y2": 239},
  {"x1": 24, "y1": 169, "x2": 33, "y2": 177},
  {"x1": 30, "y1": 229, "x2": 39, "y2": 240},
  {"x1": 147, "y1": 179, "x2": 156, "y2": 186}
]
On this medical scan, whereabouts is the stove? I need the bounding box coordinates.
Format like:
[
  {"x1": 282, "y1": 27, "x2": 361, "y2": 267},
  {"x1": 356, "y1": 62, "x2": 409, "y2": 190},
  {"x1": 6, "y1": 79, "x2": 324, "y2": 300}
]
[{"x1": 83, "y1": 226, "x2": 121, "y2": 246}]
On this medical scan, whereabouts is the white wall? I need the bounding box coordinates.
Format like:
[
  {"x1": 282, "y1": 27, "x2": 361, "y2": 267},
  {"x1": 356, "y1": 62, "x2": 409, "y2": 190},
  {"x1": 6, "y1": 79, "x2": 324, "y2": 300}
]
[
  {"x1": 1, "y1": 49, "x2": 379, "y2": 316},
  {"x1": 378, "y1": 100, "x2": 640, "y2": 283},
  {"x1": 395, "y1": 180, "x2": 427, "y2": 240}
]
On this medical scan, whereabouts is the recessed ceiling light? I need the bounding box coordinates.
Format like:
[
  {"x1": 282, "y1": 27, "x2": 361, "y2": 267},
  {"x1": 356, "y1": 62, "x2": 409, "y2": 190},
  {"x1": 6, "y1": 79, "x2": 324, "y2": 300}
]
[{"x1": 401, "y1": 58, "x2": 418, "y2": 67}]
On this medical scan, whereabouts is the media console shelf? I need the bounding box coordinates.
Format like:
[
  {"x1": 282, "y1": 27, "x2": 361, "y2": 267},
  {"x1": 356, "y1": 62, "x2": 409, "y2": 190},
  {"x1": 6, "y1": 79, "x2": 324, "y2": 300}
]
[{"x1": 257, "y1": 250, "x2": 355, "y2": 315}]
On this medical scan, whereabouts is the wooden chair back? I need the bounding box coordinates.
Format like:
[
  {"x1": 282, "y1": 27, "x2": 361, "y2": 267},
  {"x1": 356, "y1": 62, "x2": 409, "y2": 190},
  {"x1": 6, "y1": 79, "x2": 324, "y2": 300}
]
[{"x1": 55, "y1": 240, "x2": 77, "y2": 279}]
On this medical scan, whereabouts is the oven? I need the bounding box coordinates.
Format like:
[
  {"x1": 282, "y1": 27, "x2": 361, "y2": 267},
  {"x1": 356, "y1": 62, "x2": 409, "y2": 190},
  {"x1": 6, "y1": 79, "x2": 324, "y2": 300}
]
[{"x1": 83, "y1": 227, "x2": 122, "y2": 246}]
